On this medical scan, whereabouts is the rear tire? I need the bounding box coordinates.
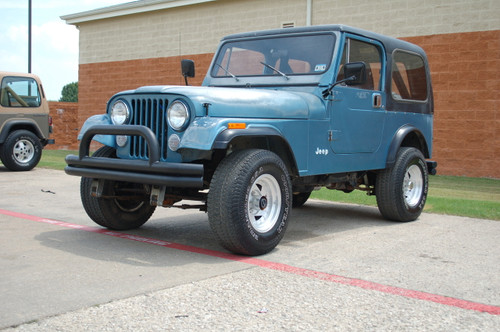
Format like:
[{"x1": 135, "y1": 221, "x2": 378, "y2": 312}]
[
  {"x1": 376, "y1": 147, "x2": 428, "y2": 222},
  {"x1": 292, "y1": 191, "x2": 312, "y2": 208},
  {"x1": 80, "y1": 146, "x2": 156, "y2": 230},
  {"x1": 208, "y1": 149, "x2": 292, "y2": 255}
]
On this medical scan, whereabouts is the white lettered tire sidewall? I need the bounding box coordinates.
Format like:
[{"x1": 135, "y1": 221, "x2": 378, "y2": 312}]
[
  {"x1": 244, "y1": 163, "x2": 290, "y2": 242},
  {"x1": 208, "y1": 149, "x2": 292, "y2": 255}
]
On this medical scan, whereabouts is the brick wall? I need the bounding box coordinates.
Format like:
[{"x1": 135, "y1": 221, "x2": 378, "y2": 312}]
[
  {"x1": 47, "y1": 102, "x2": 79, "y2": 150},
  {"x1": 75, "y1": 30, "x2": 499, "y2": 178},
  {"x1": 404, "y1": 30, "x2": 500, "y2": 178}
]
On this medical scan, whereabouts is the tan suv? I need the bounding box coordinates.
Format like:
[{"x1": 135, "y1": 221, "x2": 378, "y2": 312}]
[{"x1": 0, "y1": 72, "x2": 54, "y2": 171}]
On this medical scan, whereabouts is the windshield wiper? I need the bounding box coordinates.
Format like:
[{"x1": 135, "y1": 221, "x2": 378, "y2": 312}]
[
  {"x1": 215, "y1": 64, "x2": 239, "y2": 81},
  {"x1": 260, "y1": 62, "x2": 289, "y2": 80}
]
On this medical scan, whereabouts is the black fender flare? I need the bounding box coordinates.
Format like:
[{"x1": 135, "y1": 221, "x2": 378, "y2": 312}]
[
  {"x1": 385, "y1": 125, "x2": 430, "y2": 168},
  {"x1": 212, "y1": 127, "x2": 283, "y2": 149},
  {"x1": 212, "y1": 126, "x2": 298, "y2": 175},
  {"x1": 0, "y1": 119, "x2": 45, "y2": 144}
]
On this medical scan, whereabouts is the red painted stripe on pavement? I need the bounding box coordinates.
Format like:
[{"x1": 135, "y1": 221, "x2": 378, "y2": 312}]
[{"x1": 2, "y1": 208, "x2": 499, "y2": 316}]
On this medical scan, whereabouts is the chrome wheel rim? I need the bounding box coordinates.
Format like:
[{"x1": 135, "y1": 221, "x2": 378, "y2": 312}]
[
  {"x1": 247, "y1": 174, "x2": 281, "y2": 233},
  {"x1": 403, "y1": 164, "x2": 423, "y2": 208},
  {"x1": 13, "y1": 139, "x2": 35, "y2": 164}
]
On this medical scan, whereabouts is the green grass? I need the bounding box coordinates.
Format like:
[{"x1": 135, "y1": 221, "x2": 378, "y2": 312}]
[
  {"x1": 311, "y1": 188, "x2": 378, "y2": 207},
  {"x1": 424, "y1": 176, "x2": 500, "y2": 220},
  {"x1": 39, "y1": 149, "x2": 78, "y2": 170},
  {"x1": 38, "y1": 150, "x2": 500, "y2": 220},
  {"x1": 311, "y1": 175, "x2": 500, "y2": 221}
]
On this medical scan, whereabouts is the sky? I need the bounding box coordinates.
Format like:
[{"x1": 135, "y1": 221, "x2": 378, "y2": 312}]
[{"x1": 0, "y1": 0, "x2": 132, "y2": 100}]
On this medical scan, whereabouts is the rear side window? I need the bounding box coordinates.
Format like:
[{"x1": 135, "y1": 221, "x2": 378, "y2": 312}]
[
  {"x1": 0, "y1": 76, "x2": 41, "y2": 107},
  {"x1": 391, "y1": 51, "x2": 428, "y2": 101}
]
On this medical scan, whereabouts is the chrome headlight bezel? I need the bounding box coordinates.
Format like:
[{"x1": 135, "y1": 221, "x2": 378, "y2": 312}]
[
  {"x1": 110, "y1": 100, "x2": 130, "y2": 125},
  {"x1": 167, "y1": 100, "x2": 190, "y2": 131}
]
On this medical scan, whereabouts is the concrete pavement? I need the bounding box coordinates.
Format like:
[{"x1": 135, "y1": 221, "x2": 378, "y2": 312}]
[{"x1": 0, "y1": 167, "x2": 498, "y2": 331}]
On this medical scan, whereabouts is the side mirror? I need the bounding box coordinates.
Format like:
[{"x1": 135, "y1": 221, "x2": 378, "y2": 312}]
[
  {"x1": 343, "y1": 61, "x2": 367, "y2": 86},
  {"x1": 181, "y1": 59, "x2": 195, "y2": 85}
]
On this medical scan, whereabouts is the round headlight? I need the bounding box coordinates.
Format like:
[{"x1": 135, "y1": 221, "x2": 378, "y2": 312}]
[
  {"x1": 167, "y1": 100, "x2": 189, "y2": 131},
  {"x1": 110, "y1": 100, "x2": 130, "y2": 125}
]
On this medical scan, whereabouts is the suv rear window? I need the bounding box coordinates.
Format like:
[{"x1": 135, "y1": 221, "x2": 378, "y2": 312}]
[
  {"x1": 0, "y1": 76, "x2": 41, "y2": 107},
  {"x1": 391, "y1": 51, "x2": 428, "y2": 101}
]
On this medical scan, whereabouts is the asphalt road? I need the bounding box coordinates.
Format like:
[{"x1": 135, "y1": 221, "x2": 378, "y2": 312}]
[{"x1": 0, "y1": 167, "x2": 499, "y2": 331}]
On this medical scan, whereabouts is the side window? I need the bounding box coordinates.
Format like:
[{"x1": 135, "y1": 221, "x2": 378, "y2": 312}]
[
  {"x1": 336, "y1": 38, "x2": 382, "y2": 90},
  {"x1": 0, "y1": 76, "x2": 41, "y2": 107},
  {"x1": 391, "y1": 51, "x2": 428, "y2": 101}
]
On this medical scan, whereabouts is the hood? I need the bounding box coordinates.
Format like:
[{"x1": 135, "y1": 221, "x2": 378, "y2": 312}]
[{"x1": 130, "y1": 85, "x2": 324, "y2": 119}]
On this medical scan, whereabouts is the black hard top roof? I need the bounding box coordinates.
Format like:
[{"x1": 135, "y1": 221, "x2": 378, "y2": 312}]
[{"x1": 221, "y1": 24, "x2": 426, "y2": 56}]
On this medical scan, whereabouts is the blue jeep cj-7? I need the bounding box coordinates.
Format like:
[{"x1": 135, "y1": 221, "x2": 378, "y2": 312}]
[{"x1": 66, "y1": 25, "x2": 437, "y2": 255}]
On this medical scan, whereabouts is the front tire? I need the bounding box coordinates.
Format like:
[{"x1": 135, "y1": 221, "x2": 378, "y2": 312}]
[
  {"x1": 0, "y1": 130, "x2": 42, "y2": 171},
  {"x1": 80, "y1": 146, "x2": 156, "y2": 230},
  {"x1": 208, "y1": 149, "x2": 292, "y2": 255},
  {"x1": 376, "y1": 147, "x2": 428, "y2": 222}
]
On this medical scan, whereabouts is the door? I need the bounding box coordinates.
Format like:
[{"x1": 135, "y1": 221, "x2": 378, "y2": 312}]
[{"x1": 329, "y1": 36, "x2": 386, "y2": 154}]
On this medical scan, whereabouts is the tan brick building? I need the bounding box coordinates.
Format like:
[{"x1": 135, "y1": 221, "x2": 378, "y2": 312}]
[{"x1": 62, "y1": 0, "x2": 500, "y2": 178}]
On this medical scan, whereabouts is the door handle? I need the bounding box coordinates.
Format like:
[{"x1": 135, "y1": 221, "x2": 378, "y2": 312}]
[{"x1": 372, "y1": 93, "x2": 382, "y2": 108}]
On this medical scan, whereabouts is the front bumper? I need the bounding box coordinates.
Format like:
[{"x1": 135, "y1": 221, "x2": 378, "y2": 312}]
[{"x1": 65, "y1": 125, "x2": 204, "y2": 188}]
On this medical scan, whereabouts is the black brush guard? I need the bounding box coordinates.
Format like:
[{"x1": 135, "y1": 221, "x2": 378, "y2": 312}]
[{"x1": 65, "y1": 125, "x2": 203, "y2": 188}]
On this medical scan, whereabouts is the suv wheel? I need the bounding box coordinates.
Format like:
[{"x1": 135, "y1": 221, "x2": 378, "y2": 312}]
[
  {"x1": 80, "y1": 146, "x2": 156, "y2": 230},
  {"x1": 0, "y1": 130, "x2": 42, "y2": 171},
  {"x1": 376, "y1": 147, "x2": 428, "y2": 222},
  {"x1": 208, "y1": 149, "x2": 292, "y2": 255}
]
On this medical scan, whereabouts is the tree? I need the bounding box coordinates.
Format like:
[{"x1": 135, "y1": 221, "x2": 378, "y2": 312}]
[{"x1": 59, "y1": 82, "x2": 78, "y2": 102}]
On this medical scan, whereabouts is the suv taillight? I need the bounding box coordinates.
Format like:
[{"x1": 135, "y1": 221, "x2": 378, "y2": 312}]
[{"x1": 48, "y1": 116, "x2": 53, "y2": 133}]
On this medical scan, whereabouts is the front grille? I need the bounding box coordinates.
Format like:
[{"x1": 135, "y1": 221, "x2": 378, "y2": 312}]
[{"x1": 129, "y1": 97, "x2": 169, "y2": 160}]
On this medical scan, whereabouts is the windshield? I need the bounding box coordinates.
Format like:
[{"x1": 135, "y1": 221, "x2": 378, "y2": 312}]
[{"x1": 211, "y1": 34, "x2": 335, "y2": 79}]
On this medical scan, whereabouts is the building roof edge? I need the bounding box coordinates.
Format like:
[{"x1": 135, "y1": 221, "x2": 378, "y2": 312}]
[{"x1": 61, "y1": 0, "x2": 216, "y2": 25}]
